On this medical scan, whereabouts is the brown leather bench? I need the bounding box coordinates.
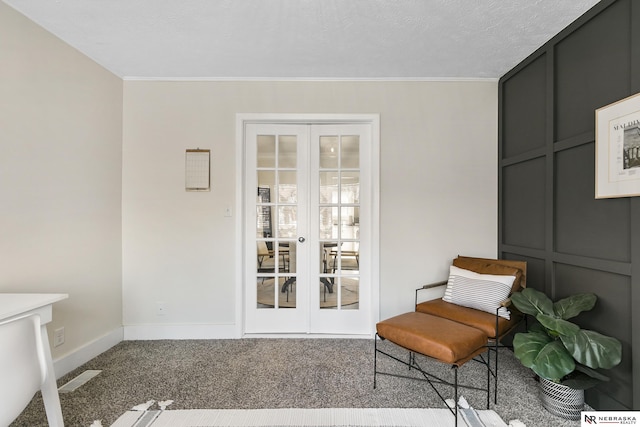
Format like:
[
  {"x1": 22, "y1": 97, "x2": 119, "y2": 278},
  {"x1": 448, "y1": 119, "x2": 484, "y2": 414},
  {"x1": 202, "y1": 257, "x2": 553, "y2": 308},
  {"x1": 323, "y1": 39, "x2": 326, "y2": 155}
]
[
  {"x1": 374, "y1": 310, "x2": 491, "y2": 426},
  {"x1": 376, "y1": 311, "x2": 488, "y2": 365}
]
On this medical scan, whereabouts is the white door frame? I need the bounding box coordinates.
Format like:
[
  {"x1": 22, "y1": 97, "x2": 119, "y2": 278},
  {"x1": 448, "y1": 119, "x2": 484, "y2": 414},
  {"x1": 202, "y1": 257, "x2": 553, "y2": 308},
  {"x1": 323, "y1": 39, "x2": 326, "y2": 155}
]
[{"x1": 235, "y1": 113, "x2": 380, "y2": 338}]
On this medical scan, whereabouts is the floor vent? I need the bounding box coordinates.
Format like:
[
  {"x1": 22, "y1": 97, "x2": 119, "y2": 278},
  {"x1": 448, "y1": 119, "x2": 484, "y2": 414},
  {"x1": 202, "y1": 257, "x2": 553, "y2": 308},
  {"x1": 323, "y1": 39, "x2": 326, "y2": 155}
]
[{"x1": 58, "y1": 370, "x2": 102, "y2": 393}]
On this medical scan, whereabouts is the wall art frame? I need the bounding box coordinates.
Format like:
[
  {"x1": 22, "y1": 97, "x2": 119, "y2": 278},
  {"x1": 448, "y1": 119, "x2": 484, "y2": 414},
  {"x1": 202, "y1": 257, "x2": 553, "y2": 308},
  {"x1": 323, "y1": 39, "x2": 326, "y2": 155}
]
[
  {"x1": 185, "y1": 148, "x2": 211, "y2": 191},
  {"x1": 595, "y1": 92, "x2": 640, "y2": 198}
]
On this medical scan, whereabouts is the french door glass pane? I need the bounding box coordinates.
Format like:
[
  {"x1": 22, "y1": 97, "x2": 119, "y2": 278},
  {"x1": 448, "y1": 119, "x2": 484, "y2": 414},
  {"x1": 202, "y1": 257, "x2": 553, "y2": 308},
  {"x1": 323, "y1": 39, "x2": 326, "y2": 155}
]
[
  {"x1": 277, "y1": 206, "x2": 297, "y2": 238},
  {"x1": 341, "y1": 172, "x2": 359, "y2": 203},
  {"x1": 278, "y1": 171, "x2": 297, "y2": 203},
  {"x1": 320, "y1": 242, "x2": 339, "y2": 274},
  {"x1": 342, "y1": 277, "x2": 359, "y2": 310},
  {"x1": 341, "y1": 136, "x2": 360, "y2": 168},
  {"x1": 319, "y1": 171, "x2": 338, "y2": 203},
  {"x1": 256, "y1": 206, "x2": 272, "y2": 238},
  {"x1": 319, "y1": 207, "x2": 338, "y2": 239},
  {"x1": 278, "y1": 135, "x2": 297, "y2": 168},
  {"x1": 341, "y1": 207, "x2": 358, "y2": 231},
  {"x1": 256, "y1": 241, "x2": 292, "y2": 275},
  {"x1": 257, "y1": 276, "x2": 274, "y2": 308},
  {"x1": 257, "y1": 277, "x2": 296, "y2": 309},
  {"x1": 334, "y1": 243, "x2": 359, "y2": 272},
  {"x1": 284, "y1": 243, "x2": 296, "y2": 273},
  {"x1": 257, "y1": 171, "x2": 275, "y2": 198},
  {"x1": 319, "y1": 136, "x2": 339, "y2": 168},
  {"x1": 257, "y1": 135, "x2": 275, "y2": 168},
  {"x1": 317, "y1": 278, "x2": 358, "y2": 310}
]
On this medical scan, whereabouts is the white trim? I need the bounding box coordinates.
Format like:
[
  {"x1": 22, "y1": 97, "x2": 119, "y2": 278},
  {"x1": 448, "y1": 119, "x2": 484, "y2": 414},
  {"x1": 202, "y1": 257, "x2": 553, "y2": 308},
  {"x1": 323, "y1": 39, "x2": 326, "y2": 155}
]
[
  {"x1": 243, "y1": 333, "x2": 373, "y2": 339},
  {"x1": 235, "y1": 113, "x2": 381, "y2": 337},
  {"x1": 236, "y1": 113, "x2": 379, "y2": 125},
  {"x1": 234, "y1": 117, "x2": 245, "y2": 338},
  {"x1": 370, "y1": 115, "x2": 381, "y2": 331},
  {"x1": 53, "y1": 327, "x2": 123, "y2": 379},
  {"x1": 123, "y1": 323, "x2": 237, "y2": 340},
  {"x1": 123, "y1": 76, "x2": 498, "y2": 83}
]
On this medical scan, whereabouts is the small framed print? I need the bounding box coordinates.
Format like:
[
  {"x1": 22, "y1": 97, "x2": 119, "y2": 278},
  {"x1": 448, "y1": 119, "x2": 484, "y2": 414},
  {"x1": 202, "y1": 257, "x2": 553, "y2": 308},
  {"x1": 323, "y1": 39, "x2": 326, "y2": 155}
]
[
  {"x1": 185, "y1": 149, "x2": 210, "y2": 191},
  {"x1": 595, "y1": 92, "x2": 640, "y2": 198}
]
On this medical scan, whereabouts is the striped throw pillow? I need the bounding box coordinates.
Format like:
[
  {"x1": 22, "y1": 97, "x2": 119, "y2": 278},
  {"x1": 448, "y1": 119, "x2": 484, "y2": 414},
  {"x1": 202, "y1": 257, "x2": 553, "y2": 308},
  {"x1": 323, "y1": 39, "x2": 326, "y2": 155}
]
[{"x1": 442, "y1": 265, "x2": 516, "y2": 319}]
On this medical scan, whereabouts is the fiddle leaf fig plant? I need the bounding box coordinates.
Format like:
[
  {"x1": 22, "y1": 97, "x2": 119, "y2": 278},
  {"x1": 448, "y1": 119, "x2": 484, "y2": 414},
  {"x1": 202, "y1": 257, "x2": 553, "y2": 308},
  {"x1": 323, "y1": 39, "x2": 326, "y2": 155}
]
[{"x1": 511, "y1": 288, "x2": 622, "y2": 390}]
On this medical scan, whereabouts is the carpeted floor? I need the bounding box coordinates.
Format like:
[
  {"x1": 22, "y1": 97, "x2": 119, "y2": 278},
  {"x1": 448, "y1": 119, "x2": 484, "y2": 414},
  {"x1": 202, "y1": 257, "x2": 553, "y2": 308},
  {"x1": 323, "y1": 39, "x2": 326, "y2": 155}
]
[{"x1": 11, "y1": 339, "x2": 582, "y2": 427}]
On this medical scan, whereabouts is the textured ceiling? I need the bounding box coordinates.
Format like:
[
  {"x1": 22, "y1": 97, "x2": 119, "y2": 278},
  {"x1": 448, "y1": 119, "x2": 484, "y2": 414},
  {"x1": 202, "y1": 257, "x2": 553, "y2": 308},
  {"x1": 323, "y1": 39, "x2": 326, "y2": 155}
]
[{"x1": 3, "y1": 0, "x2": 601, "y2": 79}]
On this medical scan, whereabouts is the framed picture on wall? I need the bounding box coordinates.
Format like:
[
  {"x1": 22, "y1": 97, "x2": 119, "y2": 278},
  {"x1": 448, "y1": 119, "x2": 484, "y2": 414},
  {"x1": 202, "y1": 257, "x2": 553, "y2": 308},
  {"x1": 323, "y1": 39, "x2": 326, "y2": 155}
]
[
  {"x1": 185, "y1": 149, "x2": 211, "y2": 191},
  {"x1": 596, "y1": 92, "x2": 640, "y2": 198}
]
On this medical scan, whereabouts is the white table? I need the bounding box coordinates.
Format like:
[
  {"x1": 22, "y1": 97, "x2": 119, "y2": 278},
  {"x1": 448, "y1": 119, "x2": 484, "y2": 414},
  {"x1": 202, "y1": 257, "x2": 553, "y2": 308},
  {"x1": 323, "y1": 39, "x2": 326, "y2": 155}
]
[{"x1": 0, "y1": 293, "x2": 68, "y2": 426}]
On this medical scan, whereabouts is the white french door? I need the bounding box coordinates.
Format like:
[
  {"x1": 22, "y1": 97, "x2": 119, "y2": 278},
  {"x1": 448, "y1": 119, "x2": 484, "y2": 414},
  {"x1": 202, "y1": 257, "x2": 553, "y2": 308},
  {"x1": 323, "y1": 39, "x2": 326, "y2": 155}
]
[
  {"x1": 243, "y1": 121, "x2": 374, "y2": 335},
  {"x1": 244, "y1": 124, "x2": 309, "y2": 333}
]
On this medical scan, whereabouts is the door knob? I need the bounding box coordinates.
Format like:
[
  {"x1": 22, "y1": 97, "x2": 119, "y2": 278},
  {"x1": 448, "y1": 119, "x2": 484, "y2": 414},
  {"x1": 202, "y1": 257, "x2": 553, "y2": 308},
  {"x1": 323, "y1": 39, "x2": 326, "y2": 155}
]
[{"x1": 298, "y1": 237, "x2": 306, "y2": 243}]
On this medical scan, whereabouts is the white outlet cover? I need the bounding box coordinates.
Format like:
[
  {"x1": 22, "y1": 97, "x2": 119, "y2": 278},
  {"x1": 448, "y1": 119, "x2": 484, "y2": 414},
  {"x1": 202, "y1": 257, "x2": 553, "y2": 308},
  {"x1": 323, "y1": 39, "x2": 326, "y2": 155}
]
[{"x1": 53, "y1": 327, "x2": 65, "y2": 347}]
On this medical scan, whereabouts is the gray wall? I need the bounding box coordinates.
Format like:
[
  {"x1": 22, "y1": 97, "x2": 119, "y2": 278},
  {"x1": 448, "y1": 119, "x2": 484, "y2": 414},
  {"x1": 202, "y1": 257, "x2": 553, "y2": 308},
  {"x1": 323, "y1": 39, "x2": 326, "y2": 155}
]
[{"x1": 499, "y1": 0, "x2": 639, "y2": 410}]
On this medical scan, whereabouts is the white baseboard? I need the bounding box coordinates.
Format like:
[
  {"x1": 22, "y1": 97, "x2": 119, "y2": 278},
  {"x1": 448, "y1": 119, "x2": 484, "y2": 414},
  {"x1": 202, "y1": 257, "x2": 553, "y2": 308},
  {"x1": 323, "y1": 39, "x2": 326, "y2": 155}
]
[
  {"x1": 53, "y1": 327, "x2": 123, "y2": 379},
  {"x1": 123, "y1": 323, "x2": 238, "y2": 340}
]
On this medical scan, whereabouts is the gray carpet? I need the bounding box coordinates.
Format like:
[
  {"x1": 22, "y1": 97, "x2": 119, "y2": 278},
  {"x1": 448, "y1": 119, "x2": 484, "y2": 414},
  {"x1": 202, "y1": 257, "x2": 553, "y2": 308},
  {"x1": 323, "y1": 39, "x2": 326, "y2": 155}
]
[{"x1": 11, "y1": 339, "x2": 582, "y2": 427}]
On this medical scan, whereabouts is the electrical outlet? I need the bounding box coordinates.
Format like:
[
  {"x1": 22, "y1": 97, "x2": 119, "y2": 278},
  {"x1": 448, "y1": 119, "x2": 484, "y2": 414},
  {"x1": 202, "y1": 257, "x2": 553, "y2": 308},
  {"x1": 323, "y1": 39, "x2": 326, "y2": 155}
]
[
  {"x1": 157, "y1": 302, "x2": 167, "y2": 316},
  {"x1": 53, "y1": 327, "x2": 65, "y2": 347},
  {"x1": 224, "y1": 206, "x2": 232, "y2": 217}
]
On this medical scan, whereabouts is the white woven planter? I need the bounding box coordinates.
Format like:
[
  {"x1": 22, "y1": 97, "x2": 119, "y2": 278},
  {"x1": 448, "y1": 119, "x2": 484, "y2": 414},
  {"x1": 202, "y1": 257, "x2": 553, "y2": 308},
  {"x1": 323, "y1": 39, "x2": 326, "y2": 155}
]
[{"x1": 539, "y1": 378, "x2": 585, "y2": 420}]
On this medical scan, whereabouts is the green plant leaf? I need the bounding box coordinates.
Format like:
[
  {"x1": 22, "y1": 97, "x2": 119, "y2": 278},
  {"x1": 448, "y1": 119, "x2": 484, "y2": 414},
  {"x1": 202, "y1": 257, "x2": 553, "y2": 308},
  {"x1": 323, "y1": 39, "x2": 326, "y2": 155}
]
[
  {"x1": 530, "y1": 340, "x2": 575, "y2": 382},
  {"x1": 513, "y1": 331, "x2": 551, "y2": 368},
  {"x1": 561, "y1": 329, "x2": 623, "y2": 369},
  {"x1": 537, "y1": 314, "x2": 580, "y2": 336},
  {"x1": 511, "y1": 288, "x2": 554, "y2": 316},
  {"x1": 553, "y1": 293, "x2": 597, "y2": 320}
]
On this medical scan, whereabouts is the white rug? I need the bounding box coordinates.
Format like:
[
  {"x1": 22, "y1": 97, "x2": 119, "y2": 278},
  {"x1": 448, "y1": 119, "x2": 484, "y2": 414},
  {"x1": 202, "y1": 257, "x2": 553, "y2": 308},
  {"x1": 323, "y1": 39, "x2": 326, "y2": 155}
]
[{"x1": 110, "y1": 407, "x2": 509, "y2": 427}]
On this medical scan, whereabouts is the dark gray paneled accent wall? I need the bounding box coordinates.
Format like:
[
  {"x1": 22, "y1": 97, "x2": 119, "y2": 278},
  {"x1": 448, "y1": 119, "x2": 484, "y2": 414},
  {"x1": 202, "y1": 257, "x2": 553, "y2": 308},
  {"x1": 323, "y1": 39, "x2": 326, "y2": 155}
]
[{"x1": 498, "y1": 0, "x2": 640, "y2": 410}]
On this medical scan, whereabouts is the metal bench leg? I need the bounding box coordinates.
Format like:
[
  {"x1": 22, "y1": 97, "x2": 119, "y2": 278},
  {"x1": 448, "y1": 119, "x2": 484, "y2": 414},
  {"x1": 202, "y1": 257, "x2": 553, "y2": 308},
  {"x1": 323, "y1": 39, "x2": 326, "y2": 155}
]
[{"x1": 454, "y1": 365, "x2": 458, "y2": 427}]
